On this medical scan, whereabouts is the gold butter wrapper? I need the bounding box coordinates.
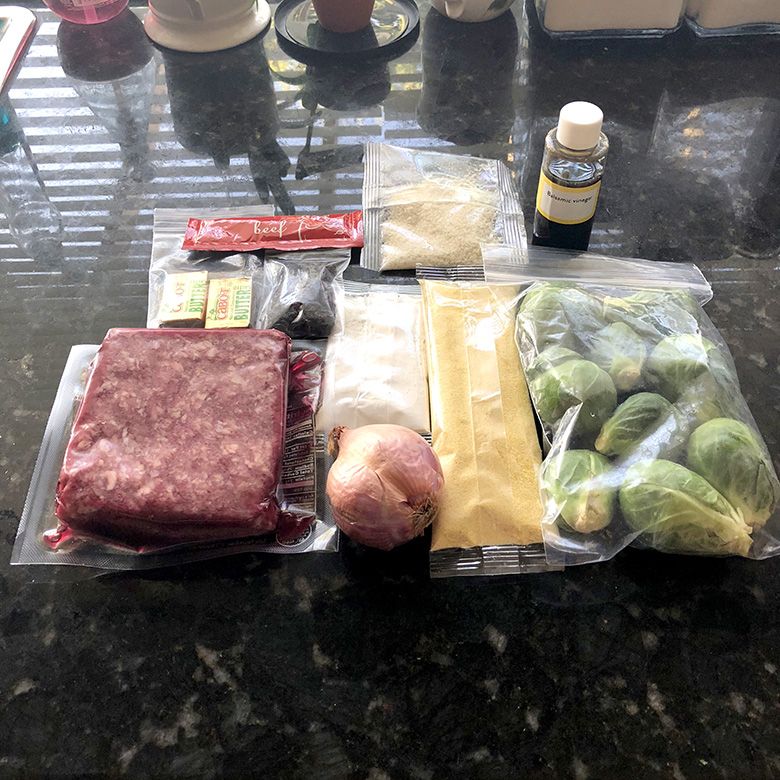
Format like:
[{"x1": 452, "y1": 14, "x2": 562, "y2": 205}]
[
  {"x1": 205, "y1": 276, "x2": 252, "y2": 329},
  {"x1": 159, "y1": 271, "x2": 208, "y2": 327}
]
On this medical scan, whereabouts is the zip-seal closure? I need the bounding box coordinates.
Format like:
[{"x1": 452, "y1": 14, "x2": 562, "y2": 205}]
[
  {"x1": 342, "y1": 279, "x2": 422, "y2": 296},
  {"x1": 481, "y1": 245, "x2": 713, "y2": 303}
]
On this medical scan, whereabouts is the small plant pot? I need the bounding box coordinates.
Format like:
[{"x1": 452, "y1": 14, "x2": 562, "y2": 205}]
[{"x1": 311, "y1": 0, "x2": 376, "y2": 33}]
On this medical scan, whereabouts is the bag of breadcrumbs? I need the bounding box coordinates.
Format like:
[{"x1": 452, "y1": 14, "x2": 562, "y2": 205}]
[{"x1": 362, "y1": 143, "x2": 525, "y2": 272}]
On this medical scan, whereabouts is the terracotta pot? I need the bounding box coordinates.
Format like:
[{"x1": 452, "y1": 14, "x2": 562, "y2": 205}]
[{"x1": 311, "y1": 0, "x2": 376, "y2": 33}]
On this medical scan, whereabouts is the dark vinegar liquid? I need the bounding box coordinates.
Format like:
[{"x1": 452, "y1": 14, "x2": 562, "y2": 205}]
[
  {"x1": 531, "y1": 128, "x2": 607, "y2": 252},
  {"x1": 532, "y1": 212, "x2": 594, "y2": 251}
]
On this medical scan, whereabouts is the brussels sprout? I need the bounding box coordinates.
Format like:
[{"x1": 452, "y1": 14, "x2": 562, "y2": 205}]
[
  {"x1": 666, "y1": 290, "x2": 701, "y2": 318},
  {"x1": 603, "y1": 289, "x2": 700, "y2": 344},
  {"x1": 558, "y1": 287, "x2": 606, "y2": 332},
  {"x1": 529, "y1": 358, "x2": 617, "y2": 434},
  {"x1": 687, "y1": 418, "x2": 780, "y2": 530},
  {"x1": 675, "y1": 369, "x2": 740, "y2": 429},
  {"x1": 595, "y1": 392, "x2": 688, "y2": 461},
  {"x1": 526, "y1": 346, "x2": 582, "y2": 383},
  {"x1": 518, "y1": 284, "x2": 604, "y2": 353},
  {"x1": 617, "y1": 289, "x2": 699, "y2": 317},
  {"x1": 619, "y1": 459, "x2": 753, "y2": 557},
  {"x1": 645, "y1": 334, "x2": 735, "y2": 402},
  {"x1": 518, "y1": 284, "x2": 576, "y2": 353},
  {"x1": 543, "y1": 450, "x2": 616, "y2": 533},
  {"x1": 587, "y1": 322, "x2": 647, "y2": 393},
  {"x1": 705, "y1": 342, "x2": 740, "y2": 389},
  {"x1": 521, "y1": 282, "x2": 566, "y2": 311}
]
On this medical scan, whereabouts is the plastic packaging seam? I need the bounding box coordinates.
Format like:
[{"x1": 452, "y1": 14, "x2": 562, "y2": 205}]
[
  {"x1": 481, "y1": 245, "x2": 713, "y2": 302},
  {"x1": 11, "y1": 345, "x2": 99, "y2": 566},
  {"x1": 361, "y1": 142, "x2": 382, "y2": 271},
  {"x1": 416, "y1": 265, "x2": 485, "y2": 282},
  {"x1": 342, "y1": 279, "x2": 422, "y2": 296},
  {"x1": 429, "y1": 544, "x2": 560, "y2": 578},
  {"x1": 497, "y1": 162, "x2": 527, "y2": 248}
]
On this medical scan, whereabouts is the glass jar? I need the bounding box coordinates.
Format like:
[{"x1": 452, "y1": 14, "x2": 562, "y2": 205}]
[
  {"x1": 42, "y1": 0, "x2": 128, "y2": 25},
  {"x1": 533, "y1": 0, "x2": 685, "y2": 38}
]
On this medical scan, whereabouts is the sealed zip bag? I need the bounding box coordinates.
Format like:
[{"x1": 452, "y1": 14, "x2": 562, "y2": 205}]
[
  {"x1": 317, "y1": 280, "x2": 431, "y2": 434},
  {"x1": 418, "y1": 267, "x2": 557, "y2": 577},
  {"x1": 362, "y1": 143, "x2": 525, "y2": 272},
  {"x1": 11, "y1": 329, "x2": 338, "y2": 575},
  {"x1": 147, "y1": 207, "x2": 270, "y2": 330},
  {"x1": 255, "y1": 249, "x2": 350, "y2": 339},
  {"x1": 482, "y1": 245, "x2": 780, "y2": 565}
]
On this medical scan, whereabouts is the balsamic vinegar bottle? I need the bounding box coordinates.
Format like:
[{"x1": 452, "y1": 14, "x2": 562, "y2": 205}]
[{"x1": 532, "y1": 101, "x2": 609, "y2": 251}]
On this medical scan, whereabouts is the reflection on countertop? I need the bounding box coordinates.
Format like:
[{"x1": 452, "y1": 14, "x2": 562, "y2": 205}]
[{"x1": 0, "y1": 3, "x2": 779, "y2": 779}]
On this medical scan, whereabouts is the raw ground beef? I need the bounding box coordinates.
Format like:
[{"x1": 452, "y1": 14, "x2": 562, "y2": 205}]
[{"x1": 55, "y1": 328, "x2": 290, "y2": 551}]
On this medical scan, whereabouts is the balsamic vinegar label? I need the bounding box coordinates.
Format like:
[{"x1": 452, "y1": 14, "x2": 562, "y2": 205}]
[{"x1": 536, "y1": 172, "x2": 601, "y2": 225}]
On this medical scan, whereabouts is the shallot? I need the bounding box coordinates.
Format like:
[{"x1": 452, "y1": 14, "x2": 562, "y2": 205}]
[{"x1": 326, "y1": 424, "x2": 444, "y2": 550}]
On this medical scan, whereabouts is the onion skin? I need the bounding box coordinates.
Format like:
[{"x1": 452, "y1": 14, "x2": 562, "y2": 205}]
[{"x1": 326, "y1": 425, "x2": 444, "y2": 551}]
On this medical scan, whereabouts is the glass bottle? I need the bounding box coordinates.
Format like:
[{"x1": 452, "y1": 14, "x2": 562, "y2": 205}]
[
  {"x1": 532, "y1": 101, "x2": 609, "y2": 251},
  {"x1": 0, "y1": 100, "x2": 64, "y2": 261},
  {"x1": 42, "y1": 0, "x2": 129, "y2": 25}
]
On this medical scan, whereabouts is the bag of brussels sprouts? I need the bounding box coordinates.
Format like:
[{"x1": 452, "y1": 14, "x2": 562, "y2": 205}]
[{"x1": 482, "y1": 245, "x2": 780, "y2": 565}]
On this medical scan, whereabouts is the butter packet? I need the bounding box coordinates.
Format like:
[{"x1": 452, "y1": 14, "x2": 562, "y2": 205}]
[
  {"x1": 159, "y1": 271, "x2": 209, "y2": 327},
  {"x1": 205, "y1": 276, "x2": 252, "y2": 329}
]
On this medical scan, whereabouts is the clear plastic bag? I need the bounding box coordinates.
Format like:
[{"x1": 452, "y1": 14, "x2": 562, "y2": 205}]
[
  {"x1": 483, "y1": 245, "x2": 780, "y2": 565},
  {"x1": 255, "y1": 250, "x2": 350, "y2": 339},
  {"x1": 361, "y1": 143, "x2": 525, "y2": 272},
  {"x1": 147, "y1": 207, "x2": 270, "y2": 329},
  {"x1": 278, "y1": 343, "x2": 330, "y2": 545},
  {"x1": 417, "y1": 268, "x2": 558, "y2": 577},
  {"x1": 11, "y1": 331, "x2": 338, "y2": 575},
  {"x1": 316, "y1": 280, "x2": 431, "y2": 434}
]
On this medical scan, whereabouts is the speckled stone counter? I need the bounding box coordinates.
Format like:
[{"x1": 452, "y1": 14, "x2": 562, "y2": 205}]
[{"x1": 1, "y1": 3, "x2": 779, "y2": 778}]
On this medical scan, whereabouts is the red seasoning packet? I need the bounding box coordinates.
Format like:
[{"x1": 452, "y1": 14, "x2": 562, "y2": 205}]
[{"x1": 182, "y1": 211, "x2": 363, "y2": 252}]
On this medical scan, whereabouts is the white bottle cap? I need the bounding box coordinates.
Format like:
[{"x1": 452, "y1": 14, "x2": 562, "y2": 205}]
[{"x1": 556, "y1": 102, "x2": 604, "y2": 151}]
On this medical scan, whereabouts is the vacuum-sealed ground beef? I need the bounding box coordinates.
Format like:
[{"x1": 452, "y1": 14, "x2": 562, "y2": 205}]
[{"x1": 55, "y1": 328, "x2": 290, "y2": 551}]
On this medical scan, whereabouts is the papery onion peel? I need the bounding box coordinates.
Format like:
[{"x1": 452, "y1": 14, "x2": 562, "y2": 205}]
[{"x1": 326, "y1": 424, "x2": 444, "y2": 551}]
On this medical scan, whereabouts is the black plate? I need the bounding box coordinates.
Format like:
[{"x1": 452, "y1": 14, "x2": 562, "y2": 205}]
[{"x1": 274, "y1": 0, "x2": 419, "y2": 65}]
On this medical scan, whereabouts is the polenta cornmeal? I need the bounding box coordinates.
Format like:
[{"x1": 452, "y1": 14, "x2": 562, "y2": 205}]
[{"x1": 420, "y1": 281, "x2": 544, "y2": 550}]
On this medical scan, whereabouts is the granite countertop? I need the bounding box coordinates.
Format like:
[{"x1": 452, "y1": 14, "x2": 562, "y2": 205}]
[{"x1": 1, "y1": 3, "x2": 780, "y2": 778}]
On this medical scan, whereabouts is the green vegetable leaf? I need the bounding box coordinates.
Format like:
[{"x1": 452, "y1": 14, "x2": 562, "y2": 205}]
[
  {"x1": 603, "y1": 289, "x2": 700, "y2": 345},
  {"x1": 529, "y1": 358, "x2": 617, "y2": 434},
  {"x1": 518, "y1": 283, "x2": 604, "y2": 354},
  {"x1": 645, "y1": 334, "x2": 735, "y2": 402},
  {"x1": 587, "y1": 322, "x2": 647, "y2": 393},
  {"x1": 687, "y1": 418, "x2": 780, "y2": 530},
  {"x1": 543, "y1": 450, "x2": 616, "y2": 534},
  {"x1": 619, "y1": 459, "x2": 753, "y2": 557},
  {"x1": 595, "y1": 392, "x2": 688, "y2": 461}
]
